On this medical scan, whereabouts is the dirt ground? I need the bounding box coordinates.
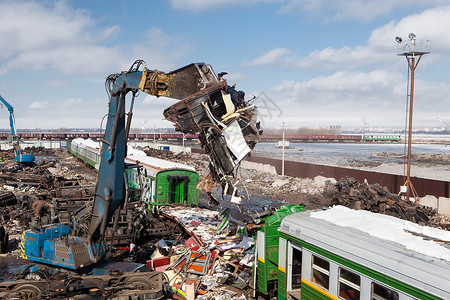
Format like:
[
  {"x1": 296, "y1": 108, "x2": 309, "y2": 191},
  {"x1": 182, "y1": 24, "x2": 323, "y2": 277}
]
[
  {"x1": 143, "y1": 148, "x2": 332, "y2": 211},
  {"x1": 0, "y1": 145, "x2": 448, "y2": 284}
]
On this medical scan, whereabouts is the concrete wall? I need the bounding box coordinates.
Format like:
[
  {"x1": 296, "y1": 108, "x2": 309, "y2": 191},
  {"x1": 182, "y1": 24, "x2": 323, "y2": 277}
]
[
  {"x1": 419, "y1": 195, "x2": 450, "y2": 216},
  {"x1": 128, "y1": 141, "x2": 191, "y2": 154},
  {"x1": 1, "y1": 140, "x2": 63, "y2": 150},
  {"x1": 241, "y1": 160, "x2": 278, "y2": 175},
  {"x1": 438, "y1": 197, "x2": 450, "y2": 216},
  {"x1": 246, "y1": 155, "x2": 450, "y2": 199}
]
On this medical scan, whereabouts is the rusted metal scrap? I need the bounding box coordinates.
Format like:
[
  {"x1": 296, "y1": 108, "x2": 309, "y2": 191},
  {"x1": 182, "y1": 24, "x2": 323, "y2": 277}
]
[
  {"x1": 330, "y1": 177, "x2": 448, "y2": 229},
  {"x1": 0, "y1": 270, "x2": 164, "y2": 299},
  {"x1": 0, "y1": 191, "x2": 16, "y2": 207},
  {"x1": 163, "y1": 72, "x2": 261, "y2": 200}
]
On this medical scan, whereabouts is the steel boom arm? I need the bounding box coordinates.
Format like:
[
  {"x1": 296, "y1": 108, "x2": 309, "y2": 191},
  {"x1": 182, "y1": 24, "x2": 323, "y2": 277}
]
[{"x1": 85, "y1": 62, "x2": 220, "y2": 240}]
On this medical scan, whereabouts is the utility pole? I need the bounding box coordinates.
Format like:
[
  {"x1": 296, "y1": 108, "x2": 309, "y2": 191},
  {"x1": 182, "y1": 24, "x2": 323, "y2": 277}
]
[{"x1": 396, "y1": 33, "x2": 430, "y2": 201}]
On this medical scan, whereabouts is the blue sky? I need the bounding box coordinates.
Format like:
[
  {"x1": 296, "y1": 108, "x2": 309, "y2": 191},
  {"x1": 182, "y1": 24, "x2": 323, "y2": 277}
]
[{"x1": 0, "y1": 0, "x2": 449, "y2": 131}]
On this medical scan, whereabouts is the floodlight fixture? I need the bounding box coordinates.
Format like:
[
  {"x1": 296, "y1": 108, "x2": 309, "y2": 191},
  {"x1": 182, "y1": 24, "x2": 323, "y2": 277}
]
[{"x1": 395, "y1": 36, "x2": 403, "y2": 43}]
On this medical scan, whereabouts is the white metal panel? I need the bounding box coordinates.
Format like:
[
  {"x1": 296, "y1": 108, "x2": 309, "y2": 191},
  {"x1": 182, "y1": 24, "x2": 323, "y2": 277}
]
[
  {"x1": 279, "y1": 238, "x2": 286, "y2": 271},
  {"x1": 222, "y1": 120, "x2": 251, "y2": 162},
  {"x1": 257, "y1": 231, "x2": 265, "y2": 263}
]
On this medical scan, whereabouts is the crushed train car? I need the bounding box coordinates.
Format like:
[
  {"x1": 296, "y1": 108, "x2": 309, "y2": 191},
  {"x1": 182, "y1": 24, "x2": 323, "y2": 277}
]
[{"x1": 68, "y1": 138, "x2": 200, "y2": 207}]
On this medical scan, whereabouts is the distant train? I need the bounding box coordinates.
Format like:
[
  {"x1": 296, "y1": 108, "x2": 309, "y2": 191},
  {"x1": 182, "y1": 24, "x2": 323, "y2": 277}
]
[
  {"x1": 363, "y1": 134, "x2": 402, "y2": 142},
  {"x1": 0, "y1": 132, "x2": 199, "y2": 140},
  {"x1": 67, "y1": 139, "x2": 199, "y2": 207},
  {"x1": 261, "y1": 134, "x2": 363, "y2": 142},
  {"x1": 0, "y1": 132, "x2": 402, "y2": 142}
]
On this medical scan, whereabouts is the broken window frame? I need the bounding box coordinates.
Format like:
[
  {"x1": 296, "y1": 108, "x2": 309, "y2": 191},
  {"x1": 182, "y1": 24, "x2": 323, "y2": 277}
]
[
  {"x1": 371, "y1": 282, "x2": 399, "y2": 300},
  {"x1": 338, "y1": 267, "x2": 361, "y2": 300},
  {"x1": 287, "y1": 242, "x2": 303, "y2": 292},
  {"x1": 311, "y1": 254, "x2": 330, "y2": 290}
]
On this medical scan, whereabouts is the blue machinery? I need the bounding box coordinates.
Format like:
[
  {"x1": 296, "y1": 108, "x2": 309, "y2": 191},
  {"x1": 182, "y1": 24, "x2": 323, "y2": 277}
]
[
  {"x1": 0, "y1": 94, "x2": 35, "y2": 163},
  {"x1": 22, "y1": 60, "x2": 260, "y2": 269}
]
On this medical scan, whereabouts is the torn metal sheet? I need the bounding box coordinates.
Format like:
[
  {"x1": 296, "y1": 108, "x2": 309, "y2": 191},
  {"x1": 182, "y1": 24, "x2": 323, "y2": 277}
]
[
  {"x1": 163, "y1": 68, "x2": 261, "y2": 199},
  {"x1": 160, "y1": 206, "x2": 255, "y2": 299}
]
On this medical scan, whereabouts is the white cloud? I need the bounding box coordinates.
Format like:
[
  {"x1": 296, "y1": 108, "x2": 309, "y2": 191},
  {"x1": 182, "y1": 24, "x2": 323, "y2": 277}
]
[
  {"x1": 0, "y1": 2, "x2": 191, "y2": 75},
  {"x1": 277, "y1": 0, "x2": 446, "y2": 23},
  {"x1": 222, "y1": 72, "x2": 249, "y2": 82},
  {"x1": 259, "y1": 70, "x2": 400, "y2": 127},
  {"x1": 20, "y1": 97, "x2": 106, "y2": 128},
  {"x1": 246, "y1": 48, "x2": 291, "y2": 66},
  {"x1": 130, "y1": 28, "x2": 193, "y2": 71},
  {"x1": 368, "y1": 6, "x2": 450, "y2": 54},
  {"x1": 247, "y1": 6, "x2": 450, "y2": 72},
  {"x1": 256, "y1": 69, "x2": 450, "y2": 128},
  {"x1": 169, "y1": 0, "x2": 279, "y2": 11},
  {"x1": 0, "y1": 1, "x2": 121, "y2": 75},
  {"x1": 272, "y1": 70, "x2": 402, "y2": 103},
  {"x1": 60, "y1": 98, "x2": 83, "y2": 110},
  {"x1": 30, "y1": 101, "x2": 50, "y2": 110},
  {"x1": 46, "y1": 80, "x2": 73, "y2": 90}
]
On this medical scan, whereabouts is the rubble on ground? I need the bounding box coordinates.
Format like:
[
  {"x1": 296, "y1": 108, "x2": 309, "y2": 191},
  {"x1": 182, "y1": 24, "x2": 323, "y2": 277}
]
[
  {"x1": 158, "y1": 206, "x2": 255, "y2": 299},
  {"x1": 329, "y1": 177, "x2": 450, "y2": 230},
  {"x1": 0, "y1": 146, "x2": 449, "y2": 299},
  {"x1": 0, "y1": 148, "x2": 98, "y2": 257}
]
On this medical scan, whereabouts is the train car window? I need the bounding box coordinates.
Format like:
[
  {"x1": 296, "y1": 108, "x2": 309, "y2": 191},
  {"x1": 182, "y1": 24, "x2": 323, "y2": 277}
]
[
  {"x1": 291, "y1": 246, "x2": 302, "y2": 290},
  {"x1": 338, "y1": 268, "x2": 360, "y2": 300},
  {"x1": 371, "y1": 282, "x2": 399, "y2": 300},
  {"x1": 312, "y1": 255, "x2": 330, "y2": 290}
]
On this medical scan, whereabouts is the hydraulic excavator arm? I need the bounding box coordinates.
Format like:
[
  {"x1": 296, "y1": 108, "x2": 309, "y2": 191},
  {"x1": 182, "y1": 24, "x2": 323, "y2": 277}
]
[
  {"x1": 23, "y1": 60, "x2": 260, "y2": 270},
  {"x1": 0, "y1": 94, "x2": 35, "y2": 163}
]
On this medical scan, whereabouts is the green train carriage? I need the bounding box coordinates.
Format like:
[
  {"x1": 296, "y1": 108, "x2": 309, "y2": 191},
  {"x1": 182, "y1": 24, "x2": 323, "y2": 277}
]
[
  {"x1": 255, "y1": 204, "x2": 306, "y2": 297},
  {"x1": 255, "y1": 206, "x2": 450, "y2": 300},
  {"x1": 125, "y1": 156, "x2": 199, "y2": 207},
  {"x1": 68, "y1": 139, "x2": 100, "y2": 169},
  {"x1": 68, "y1": 139, "x2": 199, "y2": 207},
  {"x1": 363, "y1": 135, "x2": 401, "y2": 142}
]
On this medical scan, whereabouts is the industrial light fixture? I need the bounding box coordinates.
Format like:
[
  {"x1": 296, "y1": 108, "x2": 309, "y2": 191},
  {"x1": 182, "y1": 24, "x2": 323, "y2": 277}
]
[{"x1": 395, "y1": 36, "x2": 403, "y2": 43}]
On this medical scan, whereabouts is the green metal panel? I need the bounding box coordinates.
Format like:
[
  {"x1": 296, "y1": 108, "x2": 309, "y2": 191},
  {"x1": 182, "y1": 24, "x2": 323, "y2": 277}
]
[
  {"x1": 68, "y1": 143, "x2": 200, "y2": 208},
  {"x1": 277, "y1": 269, "x2": 287, "y2": 299},
  {"x1": 301, "y1": 283, "x2": 332, "y2": 300},
  {"x1": 257, "y1": 204, "x2": 305, "y2": 296},
  {"x1": 279, "y1": 232, "x2": 441, "y2": 300},
  {"x1": 257, "y1": 260, "x2": 268, "y2": 293},
  {"x1": 125, "y1": 168, "x2": 199, "y2": 207},
  {"x1": 155, "y1": 169, "x2": 199, "y2": 206}
]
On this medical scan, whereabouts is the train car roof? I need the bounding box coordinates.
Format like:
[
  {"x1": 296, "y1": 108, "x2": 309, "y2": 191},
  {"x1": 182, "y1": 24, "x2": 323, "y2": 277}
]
[
  {"x1": 125, "y1": 155, "x2": 195, "y2": 177},
  {"x1": 280, "y1": 206, "x2": 450, "y2": 298},
  {"x1": 71, "y1": 138, "x2": 196, "y2": 175}
]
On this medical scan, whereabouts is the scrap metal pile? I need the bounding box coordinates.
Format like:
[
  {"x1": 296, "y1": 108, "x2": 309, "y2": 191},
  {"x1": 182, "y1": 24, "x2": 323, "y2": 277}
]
[
  {"x1": 0, "y1": 148, "x2": 97, "y2": 254},
  {"x1": 155, "y1": 206, "x2": 255, "y2": 300},
  {"x1": 159, "y1": 64, "x2": 262, "y2": 201},
  {"x1": 0, "y1": 148, "x2": 259, "y2": 299},
  {"x1": 329, "y1": 177, "x2": 449, "y2": 230}
]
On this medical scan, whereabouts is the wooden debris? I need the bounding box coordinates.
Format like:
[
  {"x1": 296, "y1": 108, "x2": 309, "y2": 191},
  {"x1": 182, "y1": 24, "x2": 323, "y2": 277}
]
[{"x1": 330, "y1": 177, "x2": 449, "y2": 230}]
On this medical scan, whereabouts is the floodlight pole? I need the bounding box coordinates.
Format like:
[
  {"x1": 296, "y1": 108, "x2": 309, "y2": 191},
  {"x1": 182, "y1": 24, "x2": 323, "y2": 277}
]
[
  {"x1": 398, "y1": 37, "x2": 429, "y2": 201},
  {"x1": 406, "y1": 55, "x2": 417, "y2": 201}
]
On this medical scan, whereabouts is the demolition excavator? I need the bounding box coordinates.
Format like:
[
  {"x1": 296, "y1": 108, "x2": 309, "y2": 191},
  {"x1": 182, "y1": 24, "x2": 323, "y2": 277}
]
[
  {"x1": 0, "y1": 94, "x2": 35, "y2": 163},
  {"x1": 21, "y1": 60, "x2": 260, "y2": 271}
]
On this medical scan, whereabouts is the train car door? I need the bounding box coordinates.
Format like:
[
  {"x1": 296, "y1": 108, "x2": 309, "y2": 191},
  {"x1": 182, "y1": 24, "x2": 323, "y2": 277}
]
[
  {"x1": 287, "y1": 242, "x2": 302, "y2": 299},
  {"x1": 167, "y1": 175, "x2": 190, "y2": 204}
]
